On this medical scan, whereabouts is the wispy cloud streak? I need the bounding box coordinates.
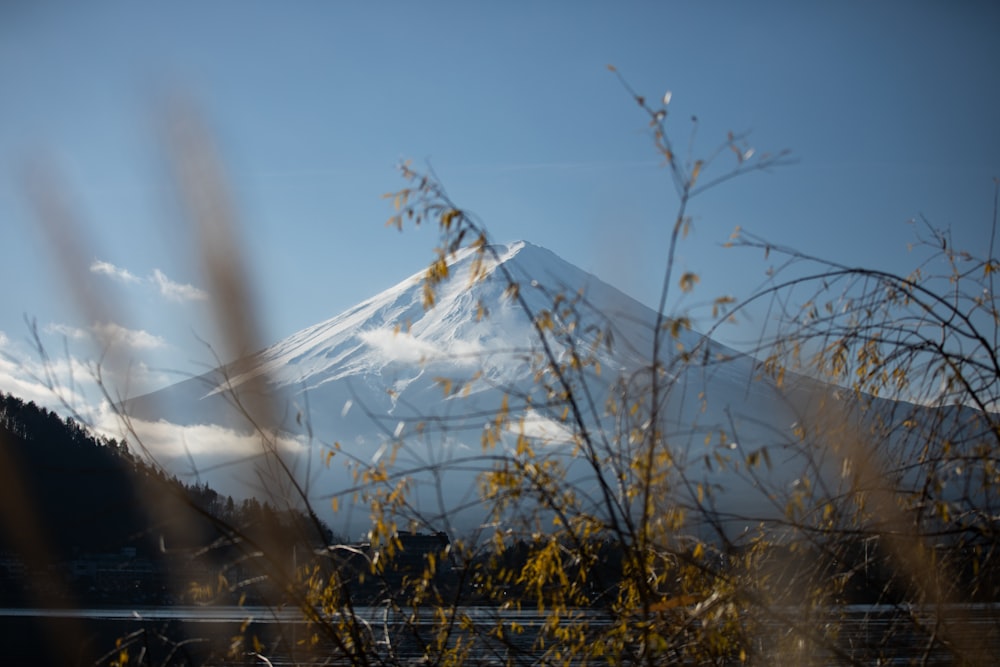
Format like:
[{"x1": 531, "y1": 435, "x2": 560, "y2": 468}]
[
  {"x1": 44, "y1": 323, "x2": 88, "y2": 340},
  {"x1": 89, "y1": 260, "x2": 208, "y2": 304},
  {"x1": 89, "y1": 260, "x2": 140, "y2": 284},
  {"x1": 152, "y1": 269, "x2": 208, "y2": 303},
  {"x1": 91, "y1": 322, "x2": 165, "y2": 350},
  {"x1": 42, "y1": 321, "x2": 166, "y2": 350}
]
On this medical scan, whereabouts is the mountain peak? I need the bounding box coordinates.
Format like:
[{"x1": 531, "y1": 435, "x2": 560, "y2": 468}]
[
  {"x1": 261, "y1": 239, "x2": 598, "y2": 385},
  {"x1": 120, "y1": 239, "x2": 771, "y2": 535},
  {"x1": 130, "y1": 239, "x2": 667, "y2": 417},
  {"x1": 188, "y1": 238, "x2": 677, "y2": 401}
]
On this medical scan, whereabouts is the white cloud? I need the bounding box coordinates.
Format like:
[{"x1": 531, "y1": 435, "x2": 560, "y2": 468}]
[
  {"x1": 152, "y1": 269, "x2": 208, "y2": 303},
  {"x1": 34, "y1": 322, "x2": 174, "y2": 392},
  {"x1": 45, "y1": 323, "x2": 89, "y2": 340},
  {"x1": 0, "y1": 347, "x2": 93, "y2": 412},
  {"x1": 0, "y1": 348, "x2": 180, "y2": 431},
  {"x1": 511, "y1": 408, "x2": 575, "y2": 444},
  {"x1": 39, "y1": 320, "x2": 165, "y2": 355},
  {"x1": 90, "y1": 259, "x2": 140, "y2": 284},
  {"x1": 0, "y1": 365, "x2": 75, "y2": 408},
  {"x1": 0, "y1": 334, "x2": 175, "y2": 425},
  {"x1": 90, "y1": 260, "x2": 208, "y2": 304},
  {"x1": 88, "y1": 407, "x2": 313, "y2": 504},
  {"x1": 359, "y1": 328, "x2": 483, "y2": 366},
  {"x1": 91, "y1": 321, "x2": 166, "y2": 350},
  {"x1": 93, "y1": 405, "x2": 305, "y2": 460}
]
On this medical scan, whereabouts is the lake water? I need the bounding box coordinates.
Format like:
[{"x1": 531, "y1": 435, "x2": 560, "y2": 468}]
[{"x1": 1, "y1": 603, "x2": 998, "y2": 665}]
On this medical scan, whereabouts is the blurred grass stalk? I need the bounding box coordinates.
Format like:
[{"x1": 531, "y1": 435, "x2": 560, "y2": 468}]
[{"x1": 13, "y1": 94, "x2": 312, "y2": 661}]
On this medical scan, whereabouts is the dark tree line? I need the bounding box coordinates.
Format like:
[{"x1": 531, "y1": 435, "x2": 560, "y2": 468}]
[{"x1": 0, "y1": 390, "x2": 330, "y2": 607}]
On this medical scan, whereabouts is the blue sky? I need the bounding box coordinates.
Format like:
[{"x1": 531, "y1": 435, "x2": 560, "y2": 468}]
[{"x1": 1, "y1": 1, "x2": 998, "y2": 414}]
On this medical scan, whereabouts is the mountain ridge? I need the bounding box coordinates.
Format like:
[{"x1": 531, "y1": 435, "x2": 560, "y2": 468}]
[
  {"x1": 212, "y1": 240, "x2": 689, "y2": 395},
  {"x1": 117, "y1": 239, "x2": 842, "y2": 536},
  {"x1": 126, "y1": 239, "x2": 728, "y2": 428}
]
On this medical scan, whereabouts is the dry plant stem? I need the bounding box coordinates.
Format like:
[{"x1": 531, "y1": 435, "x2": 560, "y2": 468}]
[
  {"x1": 21, "y1": 162, "x2": 128, "y2": 386},
  {"x1": 382, "y1": 74, "x2": 816, "y2": 662},
  {"x1": 812, "y1": 401, "x2": 990, "y2": 663},
  {"x1": 162, "y1": 101, "x2": 384, "y2": 662},
  {"x1": 989, "y1": 178, "x2": 998, "y2": 357},
  {"x1": 730, "y1": 239, "x2": 1000, "y2": 422},
  {"x1": 23, "y1": 98, "x2": 366, "y2": 664},
  {"x1": 618, "y1": 71, "x2": 795, "y2": 647},
  {"x1": 18, "y1": 161, "x2": 151, "y2": 661},
  {"x1": 163, "y1": 97, "x2": 332, "y2": 547}
]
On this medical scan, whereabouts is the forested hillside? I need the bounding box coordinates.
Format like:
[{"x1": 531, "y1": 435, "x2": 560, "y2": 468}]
[{"x1": 0, "y1": 391, "x2": 329, "y2": 607}]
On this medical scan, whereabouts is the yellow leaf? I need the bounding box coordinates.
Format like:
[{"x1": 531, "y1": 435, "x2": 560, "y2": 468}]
[
  {"x1": 441, "y1": 208, "x2": 460, "y2": 230},
  {"x1": 666, "y1": 317, "x2": 690, "y2": 338},
  {"x1": 536, "y1": 310, "x2": 554, "y2": 331},
  {"x1": 712, "y1": 295, "x2": 735, "y2": 318},
  {"x1": 422, "y1": 283, "x2": 436, "y2": 308},
  {"x1": 690, "y1": 160, "x2": 703, "y2": 187},
  {"x1": 679, "y1": 272, "x2": 699, "y2": 292},
  {"x1": 434, "y1": 376, "x2": 453, "y2": 396}
]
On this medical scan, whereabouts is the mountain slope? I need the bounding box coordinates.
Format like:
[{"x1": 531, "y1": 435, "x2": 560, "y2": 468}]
[
  {"x1": 120, "y1": 241, "x2": 899, "y2": 537},
  {"x1": 128, "y1": 240, "x2": 750, "y2": 418}
]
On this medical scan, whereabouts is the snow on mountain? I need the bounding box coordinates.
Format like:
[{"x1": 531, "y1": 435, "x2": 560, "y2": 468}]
[
  {"x1": 205, "y1": 241, "x2": 668, "y2": 396},
  {"x1": 119, "y1": 241, "x2": 824, "y2": 537}
]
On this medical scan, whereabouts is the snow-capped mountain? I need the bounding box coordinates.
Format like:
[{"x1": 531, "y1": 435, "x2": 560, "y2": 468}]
[
  {"x1": 132, "y1": 244, "x2": 591, "y2": 428},
  {"x1": 119, "y1": 241, "x2": 906, "y2": 538}
]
